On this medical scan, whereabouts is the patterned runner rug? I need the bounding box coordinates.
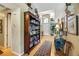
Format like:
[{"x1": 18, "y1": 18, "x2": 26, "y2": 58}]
[{"x1": 34, "y1": 41, "x2": 52, "y2": 56}]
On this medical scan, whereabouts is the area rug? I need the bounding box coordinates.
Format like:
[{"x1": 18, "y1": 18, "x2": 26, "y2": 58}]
[
  {"x1": 34, "y1": 41, "x2": 52, "y2": 56},
  {"x1": 0, "y1": 50, "x2": 3, "y2": 55}
]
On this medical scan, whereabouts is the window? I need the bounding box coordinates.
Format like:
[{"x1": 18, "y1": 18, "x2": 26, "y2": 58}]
[
  {"x1": 42, "y1": 14, "x2": 49, "y2": 23},
  {"x1": 43, "y1": 17, "x2": 49, "y2": 23}
]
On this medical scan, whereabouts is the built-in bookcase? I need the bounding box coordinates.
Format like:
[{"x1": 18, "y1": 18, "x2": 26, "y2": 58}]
[{"x1": 24, "y1": 11, "x2": 40, "y2": 54}]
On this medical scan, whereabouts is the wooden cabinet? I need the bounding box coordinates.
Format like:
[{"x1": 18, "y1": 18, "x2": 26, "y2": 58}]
[{"x1": 24, "y1": 11, "x2": 40, "y2": 54}]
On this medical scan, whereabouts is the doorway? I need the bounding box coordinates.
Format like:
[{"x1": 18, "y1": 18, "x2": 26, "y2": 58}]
[
  {"x1": 42, "y1": 14, "x2": 50, "y2": 35},
  {"x1": 0, "y1": 4, "x2": 13, "y2": 55}
]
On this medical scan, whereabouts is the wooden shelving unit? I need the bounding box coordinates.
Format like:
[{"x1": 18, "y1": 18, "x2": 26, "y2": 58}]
[{"x1": 24, "y1": 11, "x2": 40, "y2": 54}]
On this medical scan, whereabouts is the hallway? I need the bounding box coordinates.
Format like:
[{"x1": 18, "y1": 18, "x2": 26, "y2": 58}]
[{"x1": 0, "y1": 3, "x2": 79, "y2": 56}]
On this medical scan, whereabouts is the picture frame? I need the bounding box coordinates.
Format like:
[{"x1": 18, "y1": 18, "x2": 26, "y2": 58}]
[
  {"x1": 0, "y1": 20, "x2": 2, "y2": 33},
  {"x1": 68, "y1": 16, "x2": 76, "y2": 35}
]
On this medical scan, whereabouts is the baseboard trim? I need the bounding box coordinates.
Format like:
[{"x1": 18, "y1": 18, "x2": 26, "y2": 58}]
[{"x1": 12, "y1": 51, "x2": 24, "y2": 56}]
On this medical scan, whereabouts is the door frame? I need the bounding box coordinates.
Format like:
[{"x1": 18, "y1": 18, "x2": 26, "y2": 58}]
[
  {"x1": 4, "y1": 13, "x2": 12, "y2": 48},
  {"x1": 7, "y1": 13, "x2": 12, "y2": 48}
]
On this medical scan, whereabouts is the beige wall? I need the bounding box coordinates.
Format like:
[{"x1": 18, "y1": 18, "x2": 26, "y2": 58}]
[
  {"x1": 0, "y1": 12, "x2": 9, "y2": 48},
  {"x1": 63, "y1": 4, "x2": 79, "y2": 55},
  {"x1": 63, "y1": 34, "x2": 79, "y2": 56},
  {"x1": 0, "y1": 12, "x2": 7, "y2": 47},
  {"x1": 0, "y1": 14, "x2": 5, "y2": 47}
]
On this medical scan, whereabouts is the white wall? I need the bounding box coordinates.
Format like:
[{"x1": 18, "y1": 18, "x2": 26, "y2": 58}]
[
  {"x1": 55, "y1": 4, "x2": 65, "y2": 22},
  {"x1": 11, "y1": 6, "x2": 28, "y2": 55},
  {"x1": 11, "y1": 8, "x2": 24, "y2": 55}
]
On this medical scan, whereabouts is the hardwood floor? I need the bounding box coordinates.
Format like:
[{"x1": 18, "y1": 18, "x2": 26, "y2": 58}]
[
  {"x1": 24, "y1": 35, "x2": 55, "y2": 56},
  {"x1": 0, "y1": 48, "x2": 16, "y2": 56},
  {"x1": 0, "y1": 35, "x2": 55, "y2": 56}
]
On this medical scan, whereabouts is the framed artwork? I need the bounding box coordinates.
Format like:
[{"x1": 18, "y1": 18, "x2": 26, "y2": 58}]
[
  {"x1": 0, "y1": 20, "x2": 2, "y2": 33},
  {"x1": 68, "y1": 16, "x2": 76, "y2": 34}
]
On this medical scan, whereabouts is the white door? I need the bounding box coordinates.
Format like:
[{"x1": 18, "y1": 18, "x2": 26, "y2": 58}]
[
  {"x1": 42, "y1": 14, "x2": 50, "y2": 35},
  {"x1": 43, "y1": 23, "x2": 50, "y2": 35}
]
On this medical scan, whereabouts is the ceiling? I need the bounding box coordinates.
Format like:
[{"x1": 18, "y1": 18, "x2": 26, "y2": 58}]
[
  {"x1": 0, "y1": 3, "x2": 66, "y2": 19},
  {"x1": 0, "y1": 4, "x2": 7, "y2": 12},
  {"x1": 32, "y1": 3, "x2": 66, "y2": 19},
  {"x1": 32, "y1": 3, "x2": 65, "y2": 12},
  {"x1": 0, "y1": 3, "x2": 65, "y2": 11},
  {"x1": 0, "y1": 3, "x2": 28, "y2": 10}
]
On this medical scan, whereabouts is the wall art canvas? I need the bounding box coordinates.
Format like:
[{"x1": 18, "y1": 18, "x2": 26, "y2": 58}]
[{"x1": 68, "y1": 16, "x2": 76, "y2": 34}]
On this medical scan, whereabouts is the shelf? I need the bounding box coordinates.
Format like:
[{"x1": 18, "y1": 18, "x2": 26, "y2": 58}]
[
  {"x1": 30, "y1": 22, "x2": 40, "y2": 26},
  {"x1": 32, "y1": 29, "x2": 40, "y2": 31},
  {"x1": 31, "y1": 33, "x2": 40, "y2": 37},
  {"x1": 30, "y1": 15, "x2": 40, "y2": 22}
]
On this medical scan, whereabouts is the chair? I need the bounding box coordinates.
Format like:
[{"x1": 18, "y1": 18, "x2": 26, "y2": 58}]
[
  {"x1": 55, "y1": 40, "x2": 73, "y2": 56},
  {"x1": 64, "y1": 41, "x2": 73, "y2": 56}
]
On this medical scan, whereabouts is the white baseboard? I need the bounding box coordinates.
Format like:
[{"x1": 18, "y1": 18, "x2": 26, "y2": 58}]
[{"x1": 12, "y1": 51, "x2": 24, "y2": 56}]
